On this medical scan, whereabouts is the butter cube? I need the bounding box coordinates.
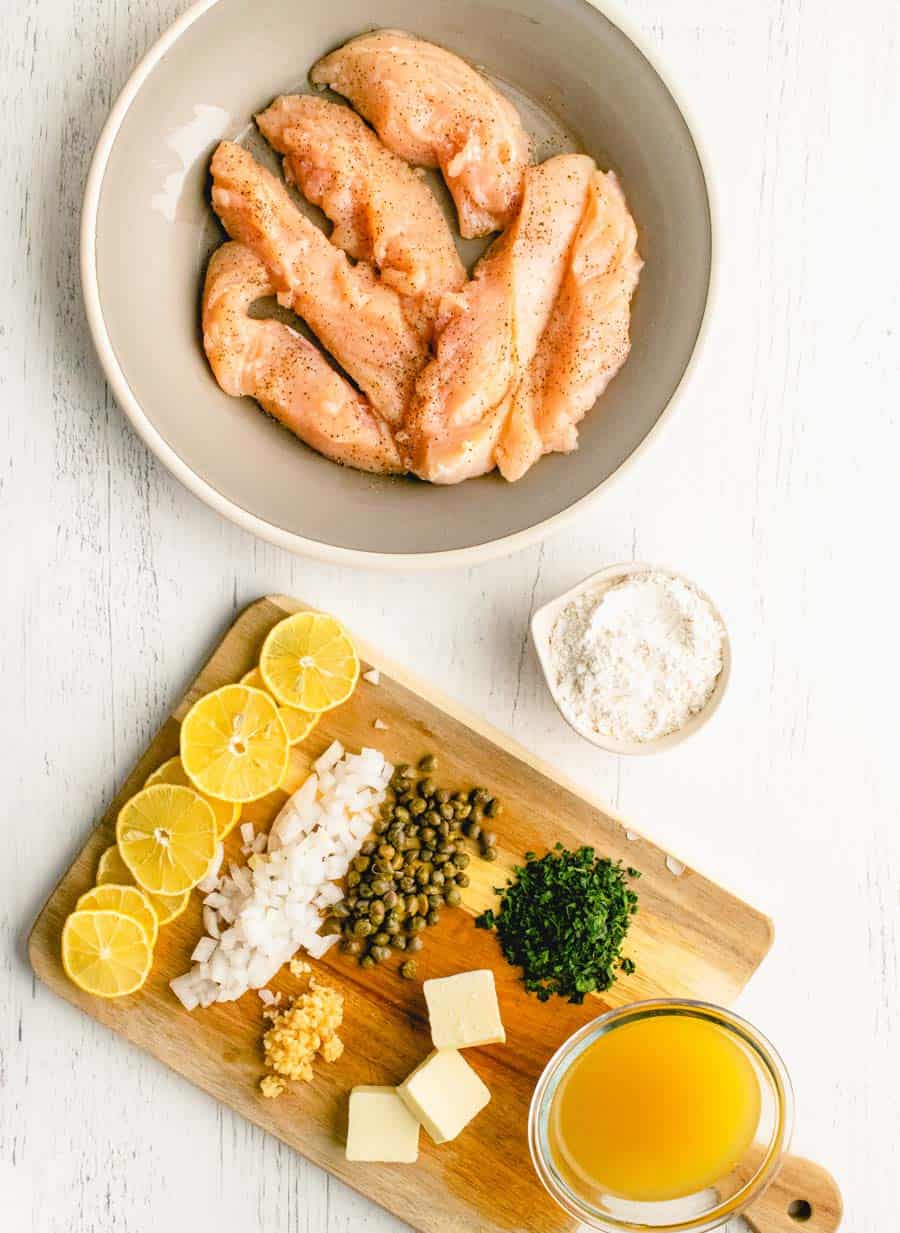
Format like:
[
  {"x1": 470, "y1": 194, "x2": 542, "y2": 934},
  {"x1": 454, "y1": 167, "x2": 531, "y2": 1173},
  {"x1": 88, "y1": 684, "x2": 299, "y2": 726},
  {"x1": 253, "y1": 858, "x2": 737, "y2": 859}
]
[
  {"x1": 398, "y1": 1049, "x2": 490, "y2": 1144},
  {"x1": 424, "y1": 969, "x2": 506, "y2": 1051},
  {"x1": 346, "y1": 1086, "x2": 420, "y2": 1163}
]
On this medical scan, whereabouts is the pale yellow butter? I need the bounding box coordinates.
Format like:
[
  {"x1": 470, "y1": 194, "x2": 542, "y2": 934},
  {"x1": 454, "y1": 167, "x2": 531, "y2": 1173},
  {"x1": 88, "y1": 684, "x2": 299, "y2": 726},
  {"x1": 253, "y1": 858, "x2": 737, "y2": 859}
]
[
  {"x1": 346, "y1": 1086, "x2": 420, "y2": 1163},
  {"x1": 424, "y1": 969, "x2": 506, "y2": 1050},
  {"x1": 398, "y1": 1049, "x2": 490, "y2": 1144}
]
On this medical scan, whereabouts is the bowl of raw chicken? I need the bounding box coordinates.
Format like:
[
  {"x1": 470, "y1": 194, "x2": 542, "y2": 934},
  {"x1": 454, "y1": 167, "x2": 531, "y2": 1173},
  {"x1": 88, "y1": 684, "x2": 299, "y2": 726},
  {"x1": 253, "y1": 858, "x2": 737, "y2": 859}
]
[{"x1": 82, "y1": 0, "x2": 713, "y2": 566}]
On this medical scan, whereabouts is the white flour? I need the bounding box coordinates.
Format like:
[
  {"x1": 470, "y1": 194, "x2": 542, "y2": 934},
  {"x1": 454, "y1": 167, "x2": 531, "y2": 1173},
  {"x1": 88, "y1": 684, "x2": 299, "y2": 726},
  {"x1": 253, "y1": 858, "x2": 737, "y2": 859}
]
[{"x1": 548, "y1": 572, "x2": 726, "y2": 743}]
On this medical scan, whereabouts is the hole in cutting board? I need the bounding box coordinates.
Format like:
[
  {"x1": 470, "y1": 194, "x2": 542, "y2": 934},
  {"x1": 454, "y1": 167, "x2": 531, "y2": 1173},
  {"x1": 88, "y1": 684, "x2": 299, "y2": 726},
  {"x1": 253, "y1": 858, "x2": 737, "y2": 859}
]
[{"x1": 788, "y1": 1198, "x2": 813, "y2": 1222}]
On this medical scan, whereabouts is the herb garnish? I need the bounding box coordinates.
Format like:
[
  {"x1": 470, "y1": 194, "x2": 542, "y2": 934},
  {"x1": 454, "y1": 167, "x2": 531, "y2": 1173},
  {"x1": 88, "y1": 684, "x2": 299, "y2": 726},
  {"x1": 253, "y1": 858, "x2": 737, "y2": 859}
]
[{"x1": 475, "y1": 844, "x2": 640, "y2": 1003}]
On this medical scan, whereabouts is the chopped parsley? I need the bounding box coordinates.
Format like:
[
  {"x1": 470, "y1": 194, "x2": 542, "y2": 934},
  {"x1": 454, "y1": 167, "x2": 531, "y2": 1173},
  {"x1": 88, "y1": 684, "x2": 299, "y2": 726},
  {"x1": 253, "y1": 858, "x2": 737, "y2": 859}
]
[{"x1": 475, "y1": 843, "x2": 640, "y2": 1003}]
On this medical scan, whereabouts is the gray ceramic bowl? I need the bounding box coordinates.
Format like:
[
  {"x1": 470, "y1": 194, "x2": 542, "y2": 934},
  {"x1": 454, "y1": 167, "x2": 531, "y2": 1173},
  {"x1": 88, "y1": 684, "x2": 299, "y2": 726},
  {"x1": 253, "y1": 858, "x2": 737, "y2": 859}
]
[{"x1": 82, "y1": 0, "x2": 713, "y2": 567}]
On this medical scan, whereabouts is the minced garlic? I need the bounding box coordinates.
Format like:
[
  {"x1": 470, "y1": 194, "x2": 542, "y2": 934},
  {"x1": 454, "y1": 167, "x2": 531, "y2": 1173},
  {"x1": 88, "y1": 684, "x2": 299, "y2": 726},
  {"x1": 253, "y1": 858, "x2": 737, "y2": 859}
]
[
  {"x1": 289, "y1": 957, "x2": 311, "y2": 977},
  {"x1": 259, "y1": 977, "x2": 344, "y2": 1097}
]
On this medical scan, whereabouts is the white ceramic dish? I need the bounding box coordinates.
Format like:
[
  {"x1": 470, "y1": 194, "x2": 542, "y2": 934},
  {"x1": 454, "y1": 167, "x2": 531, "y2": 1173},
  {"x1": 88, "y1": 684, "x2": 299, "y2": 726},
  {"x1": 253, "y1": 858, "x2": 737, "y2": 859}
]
[
  {"x1": 81, "y1": 0, "x2": 715, "y2": 568},
  {"x1": 531, "y1": 562, "x2": 731, "y2": 754}
]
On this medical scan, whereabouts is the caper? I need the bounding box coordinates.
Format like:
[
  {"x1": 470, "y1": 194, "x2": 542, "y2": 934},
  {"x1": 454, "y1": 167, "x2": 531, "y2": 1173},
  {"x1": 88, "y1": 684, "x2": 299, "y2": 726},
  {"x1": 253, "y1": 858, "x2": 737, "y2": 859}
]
[
  {"x1": 392, "y1": 933, "x2": 407, "y2": 950},
  {"x1": 409, "y1": 916, "x2": 426, "y2": 933},
  {"x1": 427, "y1": 893, "x2": 442, "y2": 910},
  {"x1": 480, "y1": 830, "x2": 498, "y2": 850},
  {"x1": 456, "y1": 802, "x2": 472, "y2": 820},
  {"x1": 437, "y1": 803, "x2": 452, "y2": 821},
  {"x1": 388, "y1": 823, "x2": 406, "y2": 844},
  {"x1": 406, "y1": 894, "x2": 420, "y2": 916},
  {"x1": 372, "y1": 945, "x2": 392, "y2": 963},
  {"x1": 454, "y1": 872, "x2": 470, "y2": 888},
  {"x1": 341, "y1": 937, "x2": 363, "y2": 955},
  {"x1": 387, "y1": 906, "x2": 405, "y2": 924},
  {"x1": 360, "y1": 839, "x2": 377, "y2": 856},
  {"x1": 321, "y1": 916, "x2": 342, "y2": 936},
  {"x1": 415, "y1": 865, "x2": 430, "y2": 886},
  {"x1": 399, "y1": 876, "x2": 416, "y2": 894},
  {"x1": 482, "y1": 846, "x2": 498, "y2": 862},
  {"x1": 444, "y1": 886, "x2": 462, "y2": 907},
  {"x1": 418, "y1": 753, "x2": 437, "y2": 772},
  {"x1": 377, "y1": 843, "x2": 395, "y2": 861},
  {"x1": 435, "y1": 789, "x2": 451, "y2": 805},
  {"x1": 332, "y1": 900, "x2": 351, "y2": 918},
  {"x1": 369, "y1": 901, "x2": 386, "y2": 924},
  {"x1": 346, "y1": 892, "x2": 359, "y2": 908},
  {"x1": 360, "y1": 954, "x2": 375, "y2": 969},
  {"x1": 373, "y1": 818, "x2": 389, "y2": 835},
  {"x1": 465, "y1": 820, "x2": 482, "y2": 841},
  {"x1": 421, "y1": 826, "x2": 437, "y2": 845},
  {"x1": 426, "y1": 909, "x2": 441, "y2": 926},
  {"x1": 379, "y1": 800, "x2": 395, "y2": 819},
  {"x1": 443, "y1": 861, "x2": 458, "y2": 879},
  {"x1": 383, "y1": 889, "x2": 398, "y2": 910},
  {"x1": 408, "y1": 797, "x2": 426, "y2": 817},
  {"x1": 354, "y1": 919, "x2": 374, "y2": 937},
  {"x1": 353, "y1": 855, "x2": 370, "y2": 872},
  {"x1": 472, "y1": 787, "x2": 490, "y2": 804},
  {"x1": 407, "y1": 934, "x2": 424, "y2": 951},
  {"x1": 430, "y1": 870, "x2": 446, "y2": 888},
  {"x1": 417, "y1": 892, "x2": 429, "y2": 915},
  {"x1": 392, "y1": 853, "x2": 406, "y2": 871},
  {"x1": 358, "y1": 883, "x2": 374, "y2": 899},
  {"x1": 373, "y1": 931, "x2": 391, "y2": 947},
  {"x1": 395, "y1": 763, "x2": 412, "y2": 780},
  {"x1": 433, "y1": 852, "x2": 449, "y2": 865},
  {"x1": 455, "y1": 852, "x2": 470, "y2": 870},
  {"x1": 486, "y1": 797, "x2": 503, "y2": 818},
  {"x1": 370, "y1": 878, "x2": 390, "y2": 896},
  {"x1": 400, "y1": 960, "x2": 418, "y2": 980},
  {"x1": 346, "y1": 869, "x2": 361, "y2": 888},
  {"x1": 384, "y1": 917, "x2": 401, "y2": 936},
  {"x1": 471, "y1": 803, "x2": 485, "y2": 822},
  {"x1": 417, "y1": 776, "x2": 435, "y2": 797}
]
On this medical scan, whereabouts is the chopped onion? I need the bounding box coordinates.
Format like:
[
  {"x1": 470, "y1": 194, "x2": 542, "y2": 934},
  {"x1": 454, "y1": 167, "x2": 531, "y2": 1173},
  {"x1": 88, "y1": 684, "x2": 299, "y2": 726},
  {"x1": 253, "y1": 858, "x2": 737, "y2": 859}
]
[
  {"x1": 363, "y1": 668, "x2": 380, "y2": 686},
  {"x1": 170, "y1": 743, "x2": 393, "y2": 1009}
]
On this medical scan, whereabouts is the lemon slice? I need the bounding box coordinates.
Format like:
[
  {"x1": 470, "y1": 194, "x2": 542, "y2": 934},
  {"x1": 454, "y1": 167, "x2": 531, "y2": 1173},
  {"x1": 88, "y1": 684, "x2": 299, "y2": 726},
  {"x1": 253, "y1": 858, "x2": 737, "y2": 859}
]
[
  {"x1": 259, "y1": 612, "x2": 359, "y2": 712},
  {"x1": 240, "y1": 668, "x2": 320, "y2": 745},
  {"x1": 62, "y1": 909, "x2": 153, "y2": 998},
  {"x1": 180, "y1": 684, "x2": 289, "y2": 803},
  {"x1": 116, "y1": 784, "x2": 217, "y2": 895},
  {"x1": 96, "y1": 844, "x2": 189, "y2": 925},
  {"x1": 146, "y1": 755, "x2": 241, "y2": 839},
  {"x1": 77, "y1": 883, "x2": 159, "y2": 949}
]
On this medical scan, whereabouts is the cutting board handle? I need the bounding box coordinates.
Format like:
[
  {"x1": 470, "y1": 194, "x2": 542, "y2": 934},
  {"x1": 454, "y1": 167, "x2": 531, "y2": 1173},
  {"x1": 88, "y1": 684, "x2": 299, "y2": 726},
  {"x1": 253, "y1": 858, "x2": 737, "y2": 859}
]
[{"x1": 743, "y1": 1154, "x2": 843, "y2": 1233}]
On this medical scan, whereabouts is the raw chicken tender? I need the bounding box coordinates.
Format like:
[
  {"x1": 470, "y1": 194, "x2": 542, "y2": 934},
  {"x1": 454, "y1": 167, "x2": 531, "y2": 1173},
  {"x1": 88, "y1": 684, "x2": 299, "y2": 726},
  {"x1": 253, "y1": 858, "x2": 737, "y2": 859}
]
[
  {"x1": 256, "y1": 94, "x2": 465, "y2": 331},
  {"x1": 311, "y1": 30, "x2": 530, "y2": 238},
  {"x1": 402, "y1": 155, "x2": 594, "y2": 483},
  {"x1": 210, "y1": 141, "x2": 428, "y2": 425},
  {"x1": 203, "y1": 242, "x2": 402, "y2": 474},
  {"x1": 496, "y1": 170, "x2": 642, "y2": 479}
]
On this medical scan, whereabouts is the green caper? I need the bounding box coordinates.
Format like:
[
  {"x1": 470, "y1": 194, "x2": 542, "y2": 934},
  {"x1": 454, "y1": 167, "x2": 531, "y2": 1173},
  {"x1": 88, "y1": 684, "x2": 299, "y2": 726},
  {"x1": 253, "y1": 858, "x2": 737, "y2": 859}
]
[
  {"x1": 480, "y1": 830, "x2": 498, "y2": 849},
  {"x1": 373, "y1": 931, "x2": 391, "y2": 947},
  {"x1": 399, "y1": 876, "x2": 416, "y2": 893},
  {"x1": 408, "y1": 797, "x2": 425, "y2": 817},
  {"x1": 471, "y1": 803, "x2": 485, "y2": 822},
  {"x1": 465, "y1": 820, "x2": 482, "y2": 841},
  {"x1": 353, "y1": 855, "x2": 370, "y2": 872},
  {"x1": 384, "y1": 917, "x2": 401, "y2": 936},
  {"x1": 482, "y1": 846, "x2": 498, "y2": 862},
  {"x1": 373, "y1": 818, "x2": 389, "y2": 836},
  {"x1": 370, "y1": 878, "x2": 390, "y2": 896},
  {"x1": 433, "y1": 852, "x2": 449, "y2": 865},
  {"x1": 430, "y1": 870, "x2": 446, "y2": 888},
  {"x1": 392, "y1": 853, "x2": 406, "y2": 871},
  {"x1": 388, "y1": 824, "x2": 406, "y2": 845},
  {"x1": 472, "y1": 787, "x2": 490, "y2": 804},
  {"x1": 321, "y1": 916, "x2": 343, "y2": 936},
  {"x1": 358, "y1": 883, "x2": 374, "y2": 899},
  {"x1": 415, "y1": 865, "x2": 430, "y2": 886},
  {"x1": 437, "y1": 803, "x2": 453, "y2": 821},
  {"x1": 346, "y1": 869, "x2": 361, "y2": 888},
  {"x1": 394, "y1": 763, "x2": 412, "y2": 780},
  {"x1": 454, "y1": 872, "x2": 470, "y2": 888},
  {"x1": 443, "y1": 861, "x2": 458, "y2": 879},
  {"x1": 486, "y1": 797, "x2": 503, "y2": 818},
  {"x1": 427, "y1": 893, "x2": 442, "y2": 910},
  {"x1": 407, "y1": 934, "x2": 424, "y2": 951},
  {"x1": 373, "y1": 945, "x2": 392, "y2": 963},
  {"x1": 379, "y1": 800, "x2": 395, "y2": 818},
  {"x1": 341, "y1": 937, "x2": 363, "y2": 955},
  {"x1": 455, "y1": 802, "x2": 472, "y2": 820},
  {"x1": 426, "y1": 909, "x2": 441, "y2": 926},
  {"x1": 369, "y1": 901, "x2": 386, "y2": 924},
  {"x1": 354, "y1": 918, "x2": 374, "y2": 937},
  {"x1": 409, "y1": 916, "x2": 426, "y2": 933},
  {"x1": 416, "y1": 892, "x2": 429, "y2": 915},
  {"x1": 360, "y1": 839, "x2": 377, "y2": 856},
  {"x1": 392, "y1": 933, "x2": 407, "y2": 950},
  {"x1": 455, "y1": 852, "x2": 470, "y2": 870},
  {"x1": 444, "y1": 886, "x2": 462, "y2": 907},
  {"x1": 360, "y1": 954, "x2": 376, "y2": 969},
  {"x1": 418, "y1": 753, "x2": 437, "y2": 772},
  {"x1": 417, "y1": 777, "x2": 435, "y2": 798},
  {"x1": 421, "y1": 826, "x2": 437, "y2": 845},
  {"x1": 383, "y1": 889, "x2": 398, "y2": 909},
  {"x1": 435, "y1": 789, "x2": 451, "y2": 805},
  {"x1": 377, "y1": 843, "x2": 395, "y2": 861},
  {"x1": 406, "y1": 894, "x2": 420, "y2": 916},
  {"x1": 400, "y1": 960, "x2": 418, "y2": 980},
  {"x1": 346, "y1": 892, "x2": 359, "y2": 908},
  {"x1": 332, "y1": 900, "x2": 351, "y2": 918}
]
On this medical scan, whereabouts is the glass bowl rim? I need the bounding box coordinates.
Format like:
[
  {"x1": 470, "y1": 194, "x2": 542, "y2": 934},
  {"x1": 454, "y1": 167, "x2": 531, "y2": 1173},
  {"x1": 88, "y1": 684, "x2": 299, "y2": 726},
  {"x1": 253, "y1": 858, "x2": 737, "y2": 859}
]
[{"x1": 527, "y1": 997, "x2": 794, "y2": 1233}]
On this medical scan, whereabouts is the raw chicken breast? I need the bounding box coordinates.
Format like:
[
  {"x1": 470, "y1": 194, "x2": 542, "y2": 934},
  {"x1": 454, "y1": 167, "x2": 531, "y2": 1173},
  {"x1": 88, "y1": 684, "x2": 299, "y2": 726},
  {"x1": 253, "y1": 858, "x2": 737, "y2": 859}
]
[
  {"x1": 256, "y1": 95, "x2": 465, "y2": 331},
  {"x1": 311, "y1": 30, "x2": 530, "y2": 238},
  {"x1": 496, "y1": 169, "x2": 642, "y2": 479},
  {"x1": 209, "y1": 141, "x2": 428, "y2": 425},
  {"x1": 402, "y1": 155, "x2": 594, "y2": 483},
  {"x1": 203, "y1": 242, "x2": 402, "y2": 474}
]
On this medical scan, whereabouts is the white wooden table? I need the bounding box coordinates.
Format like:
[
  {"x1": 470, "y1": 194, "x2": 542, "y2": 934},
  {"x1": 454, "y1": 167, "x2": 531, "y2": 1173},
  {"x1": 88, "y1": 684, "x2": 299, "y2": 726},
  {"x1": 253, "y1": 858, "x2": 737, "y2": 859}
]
[{"x1": 2, "y1": 1, "x2": 897, "y2": 1229}]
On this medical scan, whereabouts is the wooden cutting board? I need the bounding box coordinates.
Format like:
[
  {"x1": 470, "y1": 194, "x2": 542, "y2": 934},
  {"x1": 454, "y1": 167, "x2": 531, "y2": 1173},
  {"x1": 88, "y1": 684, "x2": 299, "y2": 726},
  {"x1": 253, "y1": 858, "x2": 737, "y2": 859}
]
[{"x1": 28, "y1": 596, "x2": 841, "y2": 1233}]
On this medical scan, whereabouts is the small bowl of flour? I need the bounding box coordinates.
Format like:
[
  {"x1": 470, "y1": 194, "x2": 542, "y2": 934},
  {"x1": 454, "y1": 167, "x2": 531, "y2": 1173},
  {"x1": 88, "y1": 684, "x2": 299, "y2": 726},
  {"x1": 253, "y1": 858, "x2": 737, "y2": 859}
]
[{"x1": 532, "y1": 563, "x2": 730, "y2": 754}]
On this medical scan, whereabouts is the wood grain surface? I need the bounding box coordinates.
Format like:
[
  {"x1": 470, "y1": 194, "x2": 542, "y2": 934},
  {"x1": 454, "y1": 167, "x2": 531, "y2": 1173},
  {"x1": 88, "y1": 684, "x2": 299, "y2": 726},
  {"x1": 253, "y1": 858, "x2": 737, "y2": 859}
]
[
  {"x1": 4, "y1": 1, "x2": 898, "y2": 1231},
  {"x1": 28, "y1": 595, "x2": 787, "y2": 1233}
]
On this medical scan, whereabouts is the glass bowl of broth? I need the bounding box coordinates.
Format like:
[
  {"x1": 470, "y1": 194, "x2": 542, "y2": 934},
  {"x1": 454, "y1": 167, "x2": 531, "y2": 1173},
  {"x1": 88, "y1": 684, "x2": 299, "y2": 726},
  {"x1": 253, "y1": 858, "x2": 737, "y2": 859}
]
[{"x1": 528, "y1": 999, "x2": 793, "y2": 1232}]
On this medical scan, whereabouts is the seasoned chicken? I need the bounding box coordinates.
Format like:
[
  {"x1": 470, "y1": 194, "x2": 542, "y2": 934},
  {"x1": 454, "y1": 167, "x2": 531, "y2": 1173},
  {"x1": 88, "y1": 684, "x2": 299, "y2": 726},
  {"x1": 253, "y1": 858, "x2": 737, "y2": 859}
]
[
  {"x1": 210, "y1": 141, "x2": 428, "y2": 425},
  {"x1": 256, "y1": 95, "x2": 466, "y2": 332},
  {"x1": 311, "y1": 30, "x2": 530, "y2": 238},
  {"x1": 402, "y1": 155, "x2": 594, "y2": 484},
  {"x1": 495, "y1": 170, "x2": 642, "y2": 479},
  {"x1": 203, "y1": 242, "x2": 402, "y2": 474}
]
